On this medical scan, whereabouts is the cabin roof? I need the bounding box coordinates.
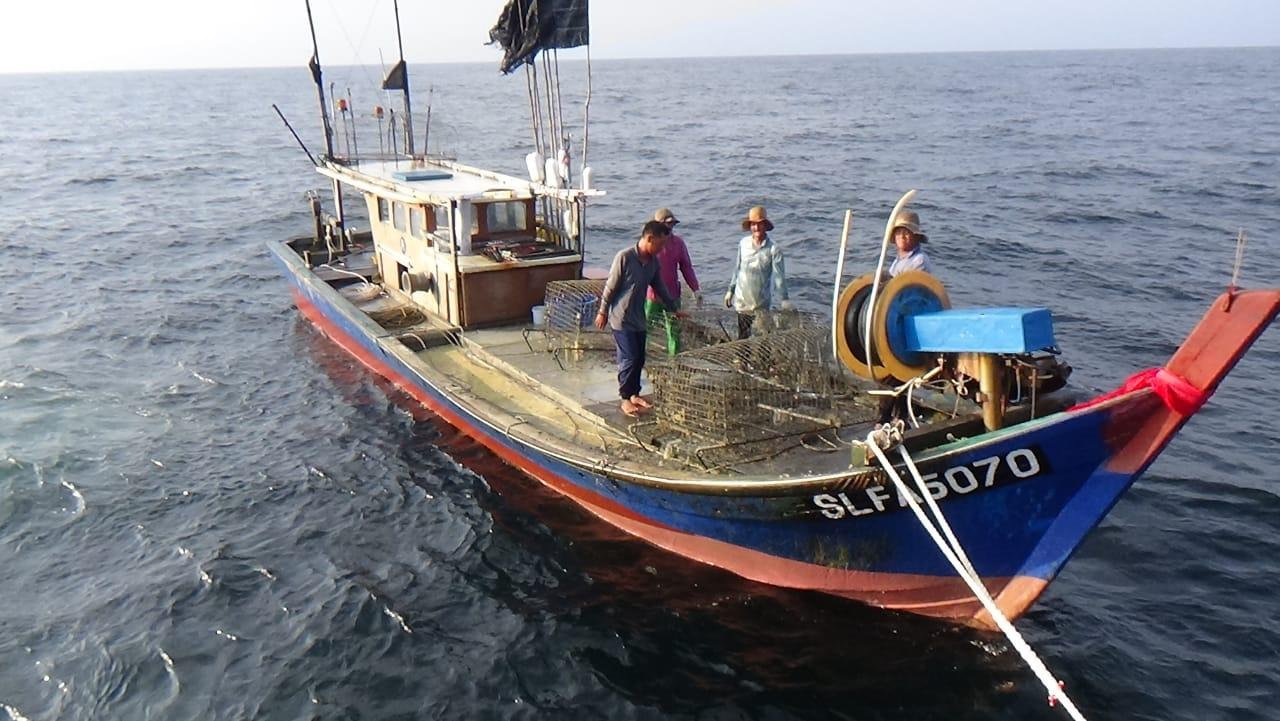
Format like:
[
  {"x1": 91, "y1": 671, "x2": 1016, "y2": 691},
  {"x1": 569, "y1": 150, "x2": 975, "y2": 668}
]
[{"x1": 317, "y1": 157, "x2": 601, "y2": 205}]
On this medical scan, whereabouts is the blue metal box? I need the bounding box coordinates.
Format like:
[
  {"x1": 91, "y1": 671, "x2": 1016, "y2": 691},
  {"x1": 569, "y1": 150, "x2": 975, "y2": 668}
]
[{"x1": 905, "y1": 307, "x2": 1056, "y2": 354}]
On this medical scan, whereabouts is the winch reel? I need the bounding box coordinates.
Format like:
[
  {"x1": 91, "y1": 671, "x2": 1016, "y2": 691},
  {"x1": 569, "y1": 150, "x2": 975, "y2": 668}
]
[{"x1": 835, "y1": 270, "x2": 951, "y2": 384}]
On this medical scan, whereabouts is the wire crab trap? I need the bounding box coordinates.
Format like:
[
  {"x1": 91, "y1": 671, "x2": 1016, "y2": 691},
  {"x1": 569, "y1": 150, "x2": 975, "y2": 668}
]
[
  {"x1": 536, "y1": 282, "x2": 719, "y2": 363},
  {"x1": 647, "y1": 302, "x2": 827, "y2": 352},
  {"x1": 533, "y1": 281, "x2": 828, "y2": 372},
  {"x1": 543, "y1": 279, "x2": 605, "y2": 334},
  {"x1": 532, "y1": 280, "x2": 615, "y2": 367},
  {"x1": 641, "y1": 326, "x2": 878, "y2": 469}
]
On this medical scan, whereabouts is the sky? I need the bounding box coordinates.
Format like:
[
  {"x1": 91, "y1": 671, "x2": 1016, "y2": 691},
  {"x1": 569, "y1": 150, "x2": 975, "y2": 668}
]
[{"x1": 2, "y1": 0, "x2": 1277, "y2": 75}]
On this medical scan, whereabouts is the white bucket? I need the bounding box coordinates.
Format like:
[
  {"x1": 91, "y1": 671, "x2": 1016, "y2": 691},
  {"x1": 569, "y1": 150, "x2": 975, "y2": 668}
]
[{"x1": 531, "y1": 305, "x2": 546, "y2": 327}]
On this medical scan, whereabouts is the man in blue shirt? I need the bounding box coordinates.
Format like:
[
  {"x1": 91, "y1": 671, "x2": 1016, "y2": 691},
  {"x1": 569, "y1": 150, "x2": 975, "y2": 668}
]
[
  {"x1": 887, "y1": 210, "x2": 932, "y2": 277},
  {"x1": 595, "y1": 221, "x2": 682, "y2": 417}
]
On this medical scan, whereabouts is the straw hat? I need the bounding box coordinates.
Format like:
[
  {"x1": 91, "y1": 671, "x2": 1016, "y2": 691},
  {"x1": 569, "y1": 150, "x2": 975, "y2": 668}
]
[
  {"x1": 741, "y1": 205, "x2": 774, "y2": 232},
  {"x1": 892, "y1": 210, "x2": 928, "y2": 243},
  {"x1": 654, "y1": 207, "x2": 679, "y2": 225}
]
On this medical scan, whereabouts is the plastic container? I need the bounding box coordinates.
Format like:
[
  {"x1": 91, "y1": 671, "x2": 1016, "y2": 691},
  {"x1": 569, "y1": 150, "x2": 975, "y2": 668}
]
[{"x1": 531, "y1": 305, "x2": 546, "y2": 327}]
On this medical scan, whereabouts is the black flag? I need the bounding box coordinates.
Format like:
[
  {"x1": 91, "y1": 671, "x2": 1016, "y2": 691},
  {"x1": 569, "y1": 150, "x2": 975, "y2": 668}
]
[
  {"x1": 308, "y1": 54, "x2": 322, "y2": 85},
  {"x1": 382, "y1": 59, "x2": 408, "y2": 91},
  {"x1": 489, "y1": 0, "x2": 589, "y2": 75}
]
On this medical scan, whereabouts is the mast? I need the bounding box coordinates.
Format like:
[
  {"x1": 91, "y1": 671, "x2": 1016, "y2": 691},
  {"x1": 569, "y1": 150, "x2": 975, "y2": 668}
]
[
  {"x1": 304, "y1": 0, "x2": 344, "y2": 229},
  {"x1": 388, "y1": 0, "x2": 415, "y2": 156},
  {"x1": 488, "y1": 0, "x2": 593, "y2": 254},
  {"x1": 304, "y1": 0, "x2": 335, "y2": 160}
]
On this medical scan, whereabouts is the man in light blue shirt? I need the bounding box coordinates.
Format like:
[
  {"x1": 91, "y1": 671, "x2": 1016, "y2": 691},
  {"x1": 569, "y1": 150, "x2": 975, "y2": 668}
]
[
  {"x1": 724, "y1": 205, "x2": 793, "y2": 339},
  {"x1": 879, "y1": 209, "x2": 933, "y2": 424},
  {"x1": 887, "y1": 210, "x2": 932, "y2": 277}
]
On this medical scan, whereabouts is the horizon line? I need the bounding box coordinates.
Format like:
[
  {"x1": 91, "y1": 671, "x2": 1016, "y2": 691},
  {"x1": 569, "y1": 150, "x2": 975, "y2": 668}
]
[{"x1": 0, "y1": 43, "x2": 1275, "y2": 77}]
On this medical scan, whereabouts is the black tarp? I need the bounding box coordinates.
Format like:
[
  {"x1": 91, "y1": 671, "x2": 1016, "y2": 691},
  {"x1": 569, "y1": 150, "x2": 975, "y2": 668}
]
[
  {"x1": 308, "y1": 54, "x2": 322, "y2": 85},
  {"x1": 381, "y1": 59, "x2": 407, "y2": 91},
  {"x1": 488, "y1": 0, "x2": 589, "y2": 74}
]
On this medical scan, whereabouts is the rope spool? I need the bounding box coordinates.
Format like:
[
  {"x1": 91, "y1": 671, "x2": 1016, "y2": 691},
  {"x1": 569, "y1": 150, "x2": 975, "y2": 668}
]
[
  {"x1": 835, "y1": 273, "x2": 891, "y2": 382},
  {"x1": 836, "y1": 271, "x2": 950, "y2": 383}
]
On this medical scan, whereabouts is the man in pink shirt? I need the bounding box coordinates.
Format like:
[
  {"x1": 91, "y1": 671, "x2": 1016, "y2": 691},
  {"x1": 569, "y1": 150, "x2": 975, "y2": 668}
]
[{"x1": 644, "y1": 207, "x2": 702, "y2": 355}]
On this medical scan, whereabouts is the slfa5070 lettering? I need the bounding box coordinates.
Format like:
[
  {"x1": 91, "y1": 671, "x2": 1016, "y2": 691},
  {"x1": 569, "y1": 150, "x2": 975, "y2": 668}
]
[{"x1": 811, "y1": 448, "x2": 1046, "y2": 520}]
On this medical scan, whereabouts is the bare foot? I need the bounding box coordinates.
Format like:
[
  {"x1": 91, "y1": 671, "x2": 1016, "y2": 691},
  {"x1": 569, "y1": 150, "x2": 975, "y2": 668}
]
[
  {"x1": 620, "y1": 399, "x2": 641, "y2": 418},
  {"x1": 630, "y1": 395, "x2": 654, "y2": 410}
]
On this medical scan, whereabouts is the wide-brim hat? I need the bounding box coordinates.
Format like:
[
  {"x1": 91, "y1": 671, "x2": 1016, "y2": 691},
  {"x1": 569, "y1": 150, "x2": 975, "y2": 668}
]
[
  {"x1": 741, "y1": 205, "x2": 774, "y2": 231},
  {"x1": 654, "y1": 207, "x2": 679, "y2": 225},
  {"x1": 892, "y1": 209, "x2": 928, "y2": 243}
]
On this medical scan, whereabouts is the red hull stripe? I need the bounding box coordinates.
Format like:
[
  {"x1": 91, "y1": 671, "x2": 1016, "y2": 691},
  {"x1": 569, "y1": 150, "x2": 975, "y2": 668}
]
[{"x1": 570, "y1": 481, "x2": 1040, "y2": 623}]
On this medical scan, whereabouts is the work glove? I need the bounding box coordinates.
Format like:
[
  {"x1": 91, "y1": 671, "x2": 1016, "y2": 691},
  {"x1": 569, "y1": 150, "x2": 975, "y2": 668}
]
[
  {"x1": 693, "y1": 291, "x2": 703, "y2": 308},
  {"x1": 779, "y1": 299, "x2": 796, "y2": 313},
  {"x1": 724, "y1": 291, "x2": 734, "y2": 309}
]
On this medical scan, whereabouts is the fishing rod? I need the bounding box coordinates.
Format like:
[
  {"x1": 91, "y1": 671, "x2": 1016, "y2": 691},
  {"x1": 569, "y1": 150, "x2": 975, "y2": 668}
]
[
  {"x1": 346, "y1": 88, "x2": 359, "y2": 159},
  {"x1": 272, "y1": 104, "x2": 318, "y2": 166}
]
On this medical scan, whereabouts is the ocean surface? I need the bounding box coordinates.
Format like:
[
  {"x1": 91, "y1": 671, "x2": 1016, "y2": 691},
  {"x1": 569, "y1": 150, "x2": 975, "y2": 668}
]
[{"x1": 2, "y1": 47, "x2": 1279, "y2": 720}]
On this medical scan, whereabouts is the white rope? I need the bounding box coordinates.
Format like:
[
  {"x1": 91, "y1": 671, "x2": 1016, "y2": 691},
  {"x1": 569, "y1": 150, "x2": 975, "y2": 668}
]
[
  {"x1": 867, "y1": 366, "x2": 943, "y2": 429},
  {"x1": 894, "y1": 442, "x2": 976, "y2": 580},
  {"x1": 319, "y1": 263, "x2": 372, "y2": 286},
  {"x1": 864, "y1": 426, "x2": 1088, "y2": 721}
]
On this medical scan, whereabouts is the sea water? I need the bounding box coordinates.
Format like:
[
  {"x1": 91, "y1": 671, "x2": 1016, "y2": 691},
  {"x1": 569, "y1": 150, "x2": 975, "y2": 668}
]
[{"x1": 1, "y1": 48, "x2": 1278, "y2": 720}]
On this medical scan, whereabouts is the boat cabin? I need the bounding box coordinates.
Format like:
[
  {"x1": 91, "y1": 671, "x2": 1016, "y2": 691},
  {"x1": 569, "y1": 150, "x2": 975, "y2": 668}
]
[{"x1": 318, "y1": 158, "x2": 600, "y2": 329}]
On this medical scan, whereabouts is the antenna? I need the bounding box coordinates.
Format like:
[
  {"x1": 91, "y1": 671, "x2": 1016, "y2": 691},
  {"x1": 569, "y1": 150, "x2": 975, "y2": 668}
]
[{"x1": 423, "y1": 85, "x2": 434, "y2": 156}]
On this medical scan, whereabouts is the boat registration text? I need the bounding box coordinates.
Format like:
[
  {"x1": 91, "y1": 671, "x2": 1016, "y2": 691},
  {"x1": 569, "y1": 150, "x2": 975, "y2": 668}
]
[{"x1": 812, "y1": 447, "x2": 1048, "y2": 520}]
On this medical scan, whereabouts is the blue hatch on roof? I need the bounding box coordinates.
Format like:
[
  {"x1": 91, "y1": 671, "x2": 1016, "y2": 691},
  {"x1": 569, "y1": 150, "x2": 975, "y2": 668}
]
[
  {"x1": 905, "y1": 307, "x2": 1056, "y2": 354},
  {"x1": 392, "y1": 169, "x2": 453, "y2": 182}
]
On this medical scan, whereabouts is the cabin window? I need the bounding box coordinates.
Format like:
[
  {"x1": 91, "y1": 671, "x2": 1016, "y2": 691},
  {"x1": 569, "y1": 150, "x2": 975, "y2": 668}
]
[
  {"x1": 377, "y1": 197, "x2": 391, "y2": 224},
  {"x1": 434, "y1": 204, "x2": 454, "y2": 252},
  {"x1": 407, "y1": 206, "x2": 432, "y2": 239},
  {"x1": 484, "y1": 201, "x2": 528, "y2": 235},
  {"x1": 393, "y1": 202, "x2": 408, "y2": 232}
]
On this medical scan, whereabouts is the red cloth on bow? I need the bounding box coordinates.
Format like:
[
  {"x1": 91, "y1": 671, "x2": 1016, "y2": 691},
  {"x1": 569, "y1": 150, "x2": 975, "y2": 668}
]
[{"x1": 1069, "y1": 367, "x2": 1208, "y2": 416}]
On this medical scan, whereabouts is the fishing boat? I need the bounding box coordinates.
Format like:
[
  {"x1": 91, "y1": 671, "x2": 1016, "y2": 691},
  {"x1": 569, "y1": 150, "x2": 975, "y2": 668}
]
[{"x1": 268, "y1": 1, "x2": 1280, "y2": 639}]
